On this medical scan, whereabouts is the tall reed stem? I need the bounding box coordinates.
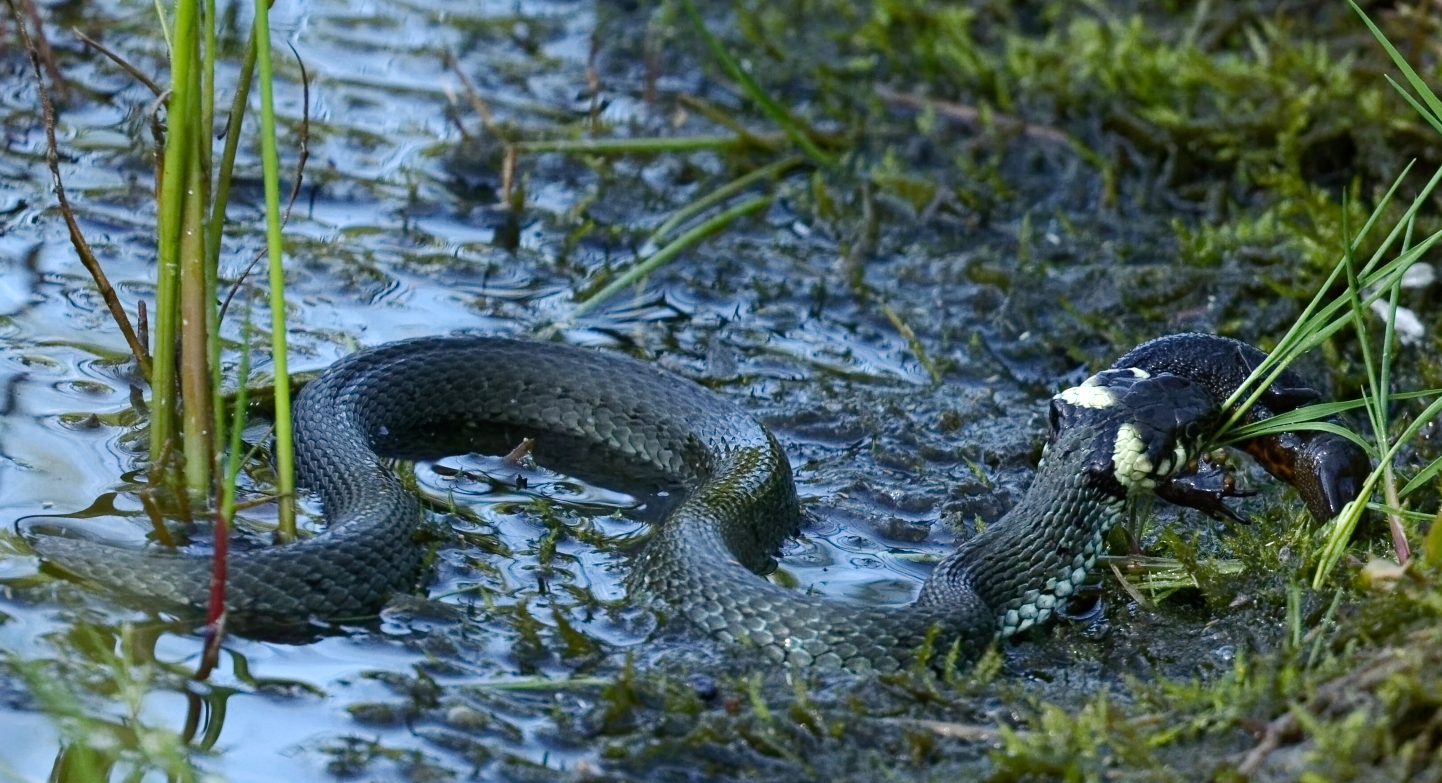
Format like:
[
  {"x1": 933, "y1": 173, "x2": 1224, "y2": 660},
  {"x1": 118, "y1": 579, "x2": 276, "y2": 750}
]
[
  {"x1": 151, "y1": 0, "x2": 202, "y2": 478},
  {"x1": 252, "y1": 0, "x2": 296, "y2": 540}
]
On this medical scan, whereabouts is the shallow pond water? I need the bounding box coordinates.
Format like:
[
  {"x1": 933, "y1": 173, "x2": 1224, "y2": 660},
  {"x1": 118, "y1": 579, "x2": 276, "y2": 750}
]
[{"x1": 0, "y1": 0, "x2": 1332, "y2": 780}]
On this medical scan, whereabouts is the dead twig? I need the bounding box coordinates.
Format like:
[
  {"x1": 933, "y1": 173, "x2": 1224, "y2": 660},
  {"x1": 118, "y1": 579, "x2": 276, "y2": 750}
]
[
  {"x1": 586, "y1": 25, "x2": 602, "y2": 132},
  {"x1": 1233, "y1": 650, "x2": 1415, "y2": 777},
  {"x1": 501, "y1": 145, "x2": 517, "y2": 203},
  {"x1": 281, "y1": 42, "x2": 311, "y2": 227},
  {"x1": 72, "y1": 27, "x2": 163, "y2": 96},
  {"x1": 875, "y1": 86, "x2": 1070, "y2": 145},
  {"x1": 874, "y1": 717, "x2": 1005, "y2": 744},
  {"x1": 147, "y1": 90, "x2": 170, "y2": 202},
  {"x1": 137, "y1": 487, "x2": 176, "y2": 548},
  {"x1": 677, "y1": 94, "x2": 785, "y2": 152},
  {"x1": 20, "y1": 0, "x2": 65, "y2": 98},
  {"x1": 1109, "y1": 560, "x2": 1152, "y2": 608},
  {"x1": 451, "y1": 60, "x2": 498, "y2": 136},
  {"x1": 8, "y1": 0, "x2": 151, "y2": 379}
]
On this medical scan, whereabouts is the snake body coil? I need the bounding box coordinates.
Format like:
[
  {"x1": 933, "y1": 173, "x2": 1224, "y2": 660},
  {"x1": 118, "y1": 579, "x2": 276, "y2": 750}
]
[{"x1": 26, "y1": 334, "x2": 1367, "y2": 671}]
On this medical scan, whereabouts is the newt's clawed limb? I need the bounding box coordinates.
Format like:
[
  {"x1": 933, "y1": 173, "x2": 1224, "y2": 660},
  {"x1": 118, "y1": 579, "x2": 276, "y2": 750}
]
[{"x1": 1155, "y1": 452, "x2": 1258, "y2": 524}]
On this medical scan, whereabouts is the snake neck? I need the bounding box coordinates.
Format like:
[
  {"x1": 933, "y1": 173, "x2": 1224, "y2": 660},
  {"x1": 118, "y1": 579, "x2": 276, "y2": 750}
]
[
  {"x1": 917, "y1": 368, "x2": 1210, "y2": 640},
  {"x1": 921, "y1": 483, "x2": 1127, "y2": 639}
]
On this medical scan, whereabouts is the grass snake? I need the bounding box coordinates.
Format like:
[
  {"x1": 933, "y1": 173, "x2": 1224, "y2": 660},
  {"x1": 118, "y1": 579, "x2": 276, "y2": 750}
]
[{"x1": 26, "y1": 333, "x2": 1368, "y2": 671}]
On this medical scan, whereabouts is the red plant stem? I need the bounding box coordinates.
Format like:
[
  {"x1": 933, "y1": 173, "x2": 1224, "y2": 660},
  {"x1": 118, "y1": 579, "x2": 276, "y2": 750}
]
[{"x1": 195, "y1": 507, "x2": 229, "y2": 680}]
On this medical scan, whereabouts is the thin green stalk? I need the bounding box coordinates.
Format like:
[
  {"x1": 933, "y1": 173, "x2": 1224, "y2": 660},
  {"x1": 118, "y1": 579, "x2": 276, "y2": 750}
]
[
  {"x1": 652, "y1": 155, "x2": 803, "y2": 241},
  {"x1": 178, "y1": 4, "x2": 213, "y2": 500},
  {"x1": 1379, "y1": 216, "x2": 1415, "y2": 456},
  {"x1": 678, "y1": 0, "x2": 832, "y2": 166},
  {"x1": 1377, "y1": 218, "x2": 1415, "y2": 563},
  {"x1": 1314, "y1": 391, "x2": 1442, "y2": 587},
  {"x1": 1350, "y1": 2, "x2": 1442, "y2": 564},
  {"x1": 882, "y1": 302, "x2": 942, "y2": 385},
  {"x1": 180, "y1": 144, "x2": 213, "y2": 498},
  {"x1": 1225, "y1": 388, "x2": 1442, "y2": 442},
  {"x1": 1305, "y1": 590, "x2": 1344, "y2": 669},
  {"x1": 221, "y1": 304, "x2": 253, "y2": 522},
  {"x1": 201, "y1": 0, "x2": 215, "y2": 171},
  {"x1": 1337, "y1": 199, "x2": 1389, "y2": 473},
  {"x1": 512, "y1": 134, "x2": 779, "y2": 155},
  {"x1": 252, "y1": 0, "x2": 296, "y2": 540},
  {"x1": 202, "y1": 0, "x2": 222, "y2": 481},
  {"x1": 152, "y1": 0, "x2": 173, "y2": 52},
  {"x1": 1214, "y1": 160, "x2": 1427, "y2": 427},
  {"x1": 1350, "y1": 1, "x2": 1442, "y2": 128},
  {"x1": 205, "y1": 30, "x2": 259, "y2": 267},
  {"x1": 471, "y1": 677, "x2": 612, "y2": 691},
  {"x1": 1218, "y1": 212, "x2": 1442, "y2": 443},
  {"x1": 150, "y1": 0, "x2": 203, "y2": 470},
  {"x1": 566, "y1": 194, "x2": 770, "y2": 322},
  {"x1": 206, "y1": 30, "x2": 258, "y2": 491},
  {"x1": 1338, "y1": 198, "x2": 1410, "y2": 564}
]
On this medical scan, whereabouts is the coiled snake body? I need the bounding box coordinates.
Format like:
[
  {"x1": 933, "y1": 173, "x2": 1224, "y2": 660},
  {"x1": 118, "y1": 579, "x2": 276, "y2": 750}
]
[{"x1": 27, "y1": 334, "x2": 1368, "y2": 671}]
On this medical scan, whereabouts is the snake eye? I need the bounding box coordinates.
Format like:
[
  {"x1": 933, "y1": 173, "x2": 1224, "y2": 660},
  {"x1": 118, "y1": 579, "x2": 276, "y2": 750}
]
[{"x1": 1183, "y1": 420, "x2": 1204, "y2": 443}]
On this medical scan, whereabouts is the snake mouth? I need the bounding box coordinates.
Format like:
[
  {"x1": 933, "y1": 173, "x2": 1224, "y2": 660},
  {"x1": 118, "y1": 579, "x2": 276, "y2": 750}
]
[{"x1": 1112, "y1": 332, "x2": 1371, "y2": 524}]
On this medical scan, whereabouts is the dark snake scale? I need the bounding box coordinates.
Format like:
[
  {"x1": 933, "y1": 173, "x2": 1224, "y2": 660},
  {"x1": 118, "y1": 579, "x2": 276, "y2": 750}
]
[{"x1": 26, "y1": 333, "x2": 1369, "y2": 671}]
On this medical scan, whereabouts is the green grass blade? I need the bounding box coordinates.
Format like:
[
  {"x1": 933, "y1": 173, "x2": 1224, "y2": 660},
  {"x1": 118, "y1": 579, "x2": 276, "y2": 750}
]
[
  {"x1": 150, "y1": 0, "x2": 204, "y2": 476},
  {"x1": 1216, "y1": 160, "x2": 1422, "y2": 429},
  {"x1": 1220, "y1": 217, "x2": 1442, "y2": 440},
  {"x1": 207, "y1": 31, "x2": 258, "y2": 468},
  {"x1": 1219, "y1": 421, "x2": 1375, "y2": 456},
  {"x1": 1399, "y1": 455, "x2": 1442, "y2": 498},
  {"x1": 653, "y1": 155, "x2": 804, "y2": 241},
  {"x1": 513, "y1": 134, "x2": 777, "y2": 154},
  {"x1": 1387, "y1": 76, "x2": 1442, "y2": 137},
  {"x1": 1314, "y1": 392, "x2": 1442, "y2": 585},
  {"x1": 1350, "y1": 1, "x2": 1442, "y2": 125},
  {"x1": 252, "y1": 0, "x2": 296, "y2": 540},
  {"x1": 1224, "y1": 389, "x2": 1442, "y2": 440},
  {"x1": 679, "y1": 0, "x2": 833, "y2": 166},
  {"x1": 567, "y1": 194, "x2": 770, "y2": 322},
  {"x1": 1367, "y1": 504, "x2": 1436, "y2": 524}
]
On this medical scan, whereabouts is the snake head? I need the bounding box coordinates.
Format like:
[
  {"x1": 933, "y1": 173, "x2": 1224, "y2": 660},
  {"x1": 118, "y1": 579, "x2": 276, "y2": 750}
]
[
  {"x1": 1115, "y1": 333, "x2": 1372, "y2": 523},
  {"x1": 1051, "y1": 369, "x2": 1218, "y2": 497}
]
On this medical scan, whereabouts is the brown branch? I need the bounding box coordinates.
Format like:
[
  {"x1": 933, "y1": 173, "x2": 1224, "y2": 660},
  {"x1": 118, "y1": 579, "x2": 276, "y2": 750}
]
[
  {"x1": 20, "y1": 0, "x2": 65, "y2": 98},
  {"x1": 147, "y1": 90, "x2": 169, "y2": 202},
  {"x1": 281, "y1": 42, "x2": 311, "y2": 226},
  {"x1": 8, "y1": 0, "x2": 151, "y2": 380},
  {"x1": 1233, "y1": 651, "x2": 1414, "y2": 777},
  {"x1": 194, "y1": 506, "x2": 228, "y2": 682},
  {"x1": 501, "y1": 437, "x2": 536, "y2": 466},
  {"x1": 875, "y1": 85, "x2": 1070, "y2": 145},
  {"x1": 586, "y1": 25, "x2": 601, "y2": 132},
  {"x1": 451, "y1": 60, "x2": 498, "y2": 135},
  {"x1": 72, "y1": 27, "x2": 163, "y2": 96}
]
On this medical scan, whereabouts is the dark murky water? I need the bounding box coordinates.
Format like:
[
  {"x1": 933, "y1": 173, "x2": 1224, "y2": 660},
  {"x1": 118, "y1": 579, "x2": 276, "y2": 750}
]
[{"x1": 0, "y1": 0, "x2": 1313, "y2": 780}]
